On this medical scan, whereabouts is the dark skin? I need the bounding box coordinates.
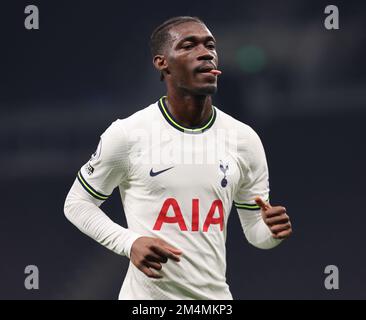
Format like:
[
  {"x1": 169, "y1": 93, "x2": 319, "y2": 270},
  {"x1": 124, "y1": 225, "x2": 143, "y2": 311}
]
[
  {"x1": 130, "y1": 21, "x2": 292, "y2": 279},
  {"x1": 154, "y1": 21, "x2": 219, "y2": 128}
]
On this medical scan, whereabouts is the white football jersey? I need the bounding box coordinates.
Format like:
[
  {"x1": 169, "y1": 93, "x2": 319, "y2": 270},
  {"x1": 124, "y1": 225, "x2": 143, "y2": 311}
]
[{"x1": 77, "y1": 96, "x2": 269, "y2": 300}]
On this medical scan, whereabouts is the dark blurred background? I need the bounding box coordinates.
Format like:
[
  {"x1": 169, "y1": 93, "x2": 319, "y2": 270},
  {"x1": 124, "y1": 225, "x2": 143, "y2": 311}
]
[{"x1": 1, "y1": 0, "x2": 365, "y2": 299}]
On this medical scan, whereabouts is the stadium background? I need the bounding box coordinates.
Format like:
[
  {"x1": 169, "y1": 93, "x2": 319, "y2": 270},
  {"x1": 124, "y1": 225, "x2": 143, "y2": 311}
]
[{"x1": 1, "y1": 0, "x2": 365, "y2": 299}]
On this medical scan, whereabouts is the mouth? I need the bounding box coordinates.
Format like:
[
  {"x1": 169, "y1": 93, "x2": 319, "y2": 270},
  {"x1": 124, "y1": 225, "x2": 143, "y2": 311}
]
[{"x1": 195, "y1": 64, "x2": 222, "y2": 76}]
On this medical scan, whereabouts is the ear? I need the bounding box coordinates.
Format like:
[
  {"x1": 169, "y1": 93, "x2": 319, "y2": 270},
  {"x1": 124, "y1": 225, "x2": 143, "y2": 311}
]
[{"x1": 153, "y1": 55, "x2": 169, "y2": 76}]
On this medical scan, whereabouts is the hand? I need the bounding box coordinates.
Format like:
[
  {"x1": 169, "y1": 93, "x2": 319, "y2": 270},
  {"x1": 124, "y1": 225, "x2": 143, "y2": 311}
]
[
  {"x1": 255, "y1": 197, "x2": 292, "y2": 240},
  {"x1": 130, "y1": 237, "x2": 182, "y2": 279}
]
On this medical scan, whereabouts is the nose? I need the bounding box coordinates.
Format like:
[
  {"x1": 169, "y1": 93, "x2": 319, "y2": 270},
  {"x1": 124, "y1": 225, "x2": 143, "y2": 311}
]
[{"x1": 197, "y1": 44, "x2": 214, "y2": 61}]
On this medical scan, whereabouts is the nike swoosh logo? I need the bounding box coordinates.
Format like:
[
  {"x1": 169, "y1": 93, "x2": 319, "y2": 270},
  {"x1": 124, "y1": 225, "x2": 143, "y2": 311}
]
[{"x1": 149, "y1": 166, "x2": 174, "y2": 177}]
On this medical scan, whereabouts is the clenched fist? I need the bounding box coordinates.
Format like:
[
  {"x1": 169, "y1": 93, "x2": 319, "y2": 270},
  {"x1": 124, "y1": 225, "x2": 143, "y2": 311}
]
[
  {"x1": 255, "y1": 197, "x2": 292, "y2": 240},
  {"x1": 130, "y1": 237, "x2": 182, "y2": 278}
]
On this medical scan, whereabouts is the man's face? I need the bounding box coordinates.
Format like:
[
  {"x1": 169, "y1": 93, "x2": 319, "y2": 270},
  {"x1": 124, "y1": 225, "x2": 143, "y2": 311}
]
[{"x1": 164, "y1": 22, "x2": 219, "y2": 95}]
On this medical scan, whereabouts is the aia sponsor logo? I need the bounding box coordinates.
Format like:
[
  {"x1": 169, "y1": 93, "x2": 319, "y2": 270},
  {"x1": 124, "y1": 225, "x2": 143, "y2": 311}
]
[{"x1": 153, "y1": 198, "x2": 224, "y2": 232}]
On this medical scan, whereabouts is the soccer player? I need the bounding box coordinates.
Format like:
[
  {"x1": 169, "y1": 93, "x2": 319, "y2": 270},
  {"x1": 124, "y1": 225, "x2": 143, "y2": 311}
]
[{"x1": 64, "y1": 16, "x2": 292, "y2": 300}]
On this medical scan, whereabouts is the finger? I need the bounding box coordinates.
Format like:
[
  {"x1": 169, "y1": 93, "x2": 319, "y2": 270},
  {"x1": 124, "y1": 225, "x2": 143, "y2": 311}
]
[
  {"x1": 263, "y1": 207, "x2": 287, "y2": 218},
  {"x1": 165, "y1": 245, "x2": 183, "y2": 255},
  {"x1": 254, "y1": 197, "x2": 272, "y2": 210},
  {"x1": 273, "y1": 228, "x2": 292, "y2": 239},
  {"x1": 270, "y1": 223, "x2": 291, "y2": 234},
  {"x1": 145, "y1": 252, "x2": 168, "y2": 263},
  {"x1": 265, "y1": 215, "x2": 289, "y2": 226},
  {"x1": 151, "y1": 245, "x2": 181, "y2": 262},
  {"x1": 158, "y1": 240, "x2": 183, "y2": 255},
  {"x1": 140, "y1": 265, "x2": 163, "y2": 279},
  {"x1": 146, "y1": 261, "x2": 163, "y2": 271}
]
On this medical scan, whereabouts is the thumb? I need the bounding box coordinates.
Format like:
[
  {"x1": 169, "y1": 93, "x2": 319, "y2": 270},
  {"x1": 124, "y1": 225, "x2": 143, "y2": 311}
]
[{"x1": 254, "y1": 196, "x2": 272, "y2": 211}]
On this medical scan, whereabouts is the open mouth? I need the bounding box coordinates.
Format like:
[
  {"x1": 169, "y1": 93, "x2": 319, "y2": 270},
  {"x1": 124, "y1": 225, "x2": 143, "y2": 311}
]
[{"x1": 196, "y1": 64, "x2": 222, "y2": 76}]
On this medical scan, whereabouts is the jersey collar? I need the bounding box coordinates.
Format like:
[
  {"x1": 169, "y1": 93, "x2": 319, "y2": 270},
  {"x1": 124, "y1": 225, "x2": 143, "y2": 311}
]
[{"x1": 158, "y1": 96, "x2": 216, "y2": 134}]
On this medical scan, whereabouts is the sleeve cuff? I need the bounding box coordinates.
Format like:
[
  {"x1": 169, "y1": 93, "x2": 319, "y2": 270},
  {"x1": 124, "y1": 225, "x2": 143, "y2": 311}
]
[{"x1": 124, "y1": 232, "x2": 144, "y2": 259}]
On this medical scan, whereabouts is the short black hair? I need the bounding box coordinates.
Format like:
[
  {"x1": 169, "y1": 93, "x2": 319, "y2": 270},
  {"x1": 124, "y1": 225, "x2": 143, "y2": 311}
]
[{"x1": 150, "y1": 16, "x2": 205, "y2": 57}]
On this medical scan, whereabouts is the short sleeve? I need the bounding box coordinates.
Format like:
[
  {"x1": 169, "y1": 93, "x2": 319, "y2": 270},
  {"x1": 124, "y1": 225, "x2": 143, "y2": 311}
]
[
  {"x1": 77, "y1": 120, "x2": 130, "y2": 201},
  {"x1": 233, "y1": 127, "x2": 269, "y2": 211}
]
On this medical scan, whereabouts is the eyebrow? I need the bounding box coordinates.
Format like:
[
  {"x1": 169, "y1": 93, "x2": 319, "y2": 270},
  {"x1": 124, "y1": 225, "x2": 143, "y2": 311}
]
[{"x1": 176, "y1": 35, "x2": 216, "y2": 46}]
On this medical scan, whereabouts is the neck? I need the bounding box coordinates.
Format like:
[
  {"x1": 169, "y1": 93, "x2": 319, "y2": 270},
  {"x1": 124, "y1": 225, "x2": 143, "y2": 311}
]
[{"x1": 165, "y1": 91, "x2": 213, "y2": 128}]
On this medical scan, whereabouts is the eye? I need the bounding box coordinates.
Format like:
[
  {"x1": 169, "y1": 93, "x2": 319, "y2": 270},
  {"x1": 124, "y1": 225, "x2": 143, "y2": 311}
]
[
  {"x1": 182, "y1": 43, "x2": 194, "y2": 49},
  {"x1": 206, "y1": 42, "x2": 216, "y2": 50}
]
